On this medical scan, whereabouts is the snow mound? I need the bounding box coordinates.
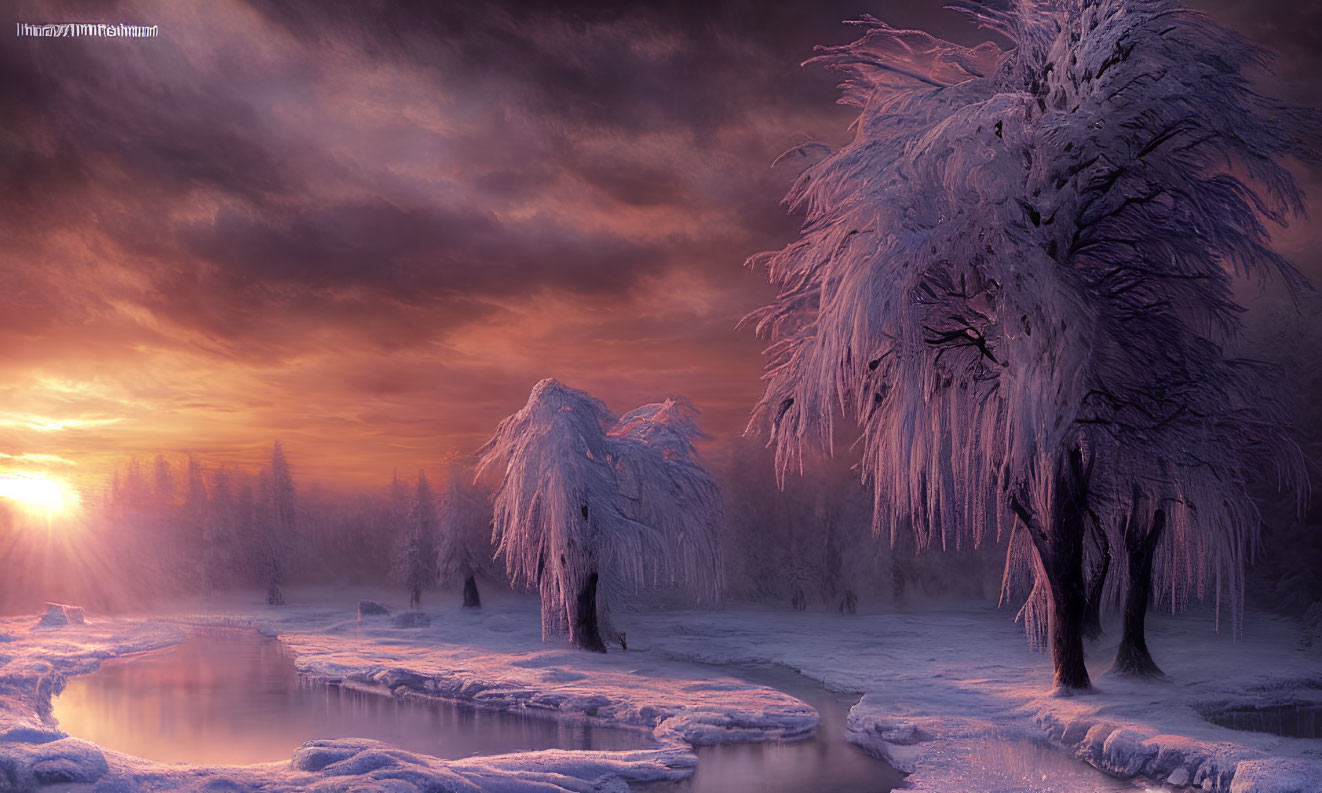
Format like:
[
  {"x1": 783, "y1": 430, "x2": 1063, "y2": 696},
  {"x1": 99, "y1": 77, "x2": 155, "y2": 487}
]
[
  {"x1": 845, "y1": 694, "x2": 930, "y2": 772},
  {"x1": 357, "y1": 600, "x2": 391, "y2": 618},
  {"x1": 35, "y1": 603, "x2": 85, "y2": 628},
  {"x1": 391, "y1": 611, "x2": 430, "y2": 628},
  {"x1": 0, "y1": 737, "x2": 109, "y2": 788}
]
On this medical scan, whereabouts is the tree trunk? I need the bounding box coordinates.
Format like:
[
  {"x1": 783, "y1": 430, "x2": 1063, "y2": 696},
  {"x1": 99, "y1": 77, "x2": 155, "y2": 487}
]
[
  {"x1": 1082, "y1": 524, "x2": 1111, "y2": 640},
  {"x1": 1013, "y1": 448, "x2": 1093, "y2": 692},
  {"x1": 1113, "y1": 508, "x2": 1166, "y2": 678},
  {"x1": 891, "y1": 523, "x2": 910, "y2": 606},
  {"x1": 1041, "y1": 526, "x2": 1091, "y2": 691},
  {"x1": 266, "y1": 558, "x2": 284, "y2": 606},
  {"x1": 409, "y1": 584, "x2": 421, "y2": 609},
  {"x1": 572, "y1": 572, "x2": 607, "y2": 653},
  {"x1": 462, "y1": 574, "x2": 481, "y2": 609}
]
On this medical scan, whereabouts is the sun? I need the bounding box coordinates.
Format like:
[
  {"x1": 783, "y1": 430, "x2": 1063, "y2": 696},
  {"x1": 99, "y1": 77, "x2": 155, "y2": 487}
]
[{"x1": 0, "y1": 473, "x2": 80, "y2": 516}]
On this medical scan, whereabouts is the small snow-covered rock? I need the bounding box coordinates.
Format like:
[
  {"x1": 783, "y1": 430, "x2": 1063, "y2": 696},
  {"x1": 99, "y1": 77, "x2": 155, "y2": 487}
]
[
  {"x1": 322, "y1": 748, "x2": 414, "y2": 776},
  {"x1": 1101, "y1": 728, "x2": 1154, "y2": 776},
  {"x1": 484, "y1": 614, "x2": 516, "y2": 632},
  {"x1": 391, "y1": 611, "x2": 430, "y2": 628},
  {"x1": 4, "y1": 737, "x2": 109, "y2": 788},
  {"x1": 293, "y1": 739, "x2": 377, "y2": 772},
  {"x1": 197, "y1": 777, "x2": 251, "y2": 793},
  {"x1": 35, "y1": 603, "x2": 85, "y2": 628},
  {"x1": 0, "y1": 726, "x2": 63, "y2": 744},
  {"x1": 1229, "y1": 758, "x2": 1322, "y2": 793},
  {"x1": 358, "y1": 600, "x2": 391, "y2": 618},
  {"x1": 376, "y1": 668, "x2": 428, "y2": 690}
]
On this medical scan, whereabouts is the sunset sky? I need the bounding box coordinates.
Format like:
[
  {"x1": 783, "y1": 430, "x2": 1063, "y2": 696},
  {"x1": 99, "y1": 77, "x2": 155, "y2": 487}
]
[{"x1": 3, "y1": 0, "x2": 1320, "y2": 494}]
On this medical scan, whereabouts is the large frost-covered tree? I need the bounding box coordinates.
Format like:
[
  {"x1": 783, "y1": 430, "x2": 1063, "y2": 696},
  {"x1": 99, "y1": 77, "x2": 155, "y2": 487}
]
[
  {"x1": 478, "y1": 379, "x2": 721, "y2": 652},
  {"x1": 748, "y1": 0, "x2": 1312, "y2": 690}
]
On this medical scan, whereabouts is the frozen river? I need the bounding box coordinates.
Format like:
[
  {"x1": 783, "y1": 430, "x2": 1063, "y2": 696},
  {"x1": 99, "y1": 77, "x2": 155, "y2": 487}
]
[{"x1": 51, "y1": 626, "x2": 1171, "y2": 791}]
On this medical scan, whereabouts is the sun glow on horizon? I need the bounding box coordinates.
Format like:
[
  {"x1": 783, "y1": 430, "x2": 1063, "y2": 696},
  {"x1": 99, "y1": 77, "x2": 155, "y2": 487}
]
[{"x1": 0, "y1": 473, "x2": 81, "y2": 517}]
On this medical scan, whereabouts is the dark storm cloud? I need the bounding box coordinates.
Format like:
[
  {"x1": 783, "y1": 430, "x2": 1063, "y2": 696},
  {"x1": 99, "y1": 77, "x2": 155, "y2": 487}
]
[{"x1": 179, "y1": 200, "x2": 663, "y2": 298}]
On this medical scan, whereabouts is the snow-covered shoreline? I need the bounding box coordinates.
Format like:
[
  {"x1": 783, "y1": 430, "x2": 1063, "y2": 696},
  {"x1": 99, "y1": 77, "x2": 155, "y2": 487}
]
[
  {"x1": 3, "y1": 590, "x2": 1320, "y2": 792},
  {"x1": 0, "y1": 591, "x2": 813, "y2": 792}
]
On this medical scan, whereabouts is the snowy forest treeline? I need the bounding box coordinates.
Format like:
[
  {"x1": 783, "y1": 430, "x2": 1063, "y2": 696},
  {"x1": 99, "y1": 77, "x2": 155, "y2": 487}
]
[{"x1": 0, "y1": 430, "x2": 1011, "y2": 617}]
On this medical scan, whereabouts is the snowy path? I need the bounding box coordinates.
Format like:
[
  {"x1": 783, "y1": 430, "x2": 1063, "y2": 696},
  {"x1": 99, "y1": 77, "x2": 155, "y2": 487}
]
[{"x1": 3, "y1": 590, "x2": 1320, "y2": 792}]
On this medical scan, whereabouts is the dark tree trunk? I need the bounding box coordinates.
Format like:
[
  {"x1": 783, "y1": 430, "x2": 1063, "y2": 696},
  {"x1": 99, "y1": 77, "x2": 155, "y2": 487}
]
[
  {"x1": 1114, "y1": 508, "x2": 1166, "y2": 678},
  {"x1": 1042, "y1": 526, "x2": 1091, "y2": 691},
  {"x1": 791, "y1": 586, "x2": 807, "y2": 611},
  {"x1": 266, "y1": 558, "x2": 284, "y2": 606},
  {"x1": 572, "y1": 572, "x2": 607, "y2": 653},
  {"x1": 462, "y1": 574, "x2": 481, "y2": 609},
  {"x1": 891, "y1": 523, "x2": 910, "y2": 606},
  {"x1": 891, "y1": 556, "x2": 907, "y2": 604},
  {"x1": 1013, "y1": 448, "x2": 1093, "y2": 692},
  {"x1": 1082, "y1": 523, "x2": 1111, "y2": 641},
  {"x1": 409, "y1": 585, "x2": 421, "y2": 609}
]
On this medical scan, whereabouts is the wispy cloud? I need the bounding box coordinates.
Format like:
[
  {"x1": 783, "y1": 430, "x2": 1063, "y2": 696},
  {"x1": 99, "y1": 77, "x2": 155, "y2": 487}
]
[
  {"x1": 0, "y1": 414, "x2": 126, "y2": 432},
  {"x1": 0, "y1": 452, "x2": 77, "y2": 466}
]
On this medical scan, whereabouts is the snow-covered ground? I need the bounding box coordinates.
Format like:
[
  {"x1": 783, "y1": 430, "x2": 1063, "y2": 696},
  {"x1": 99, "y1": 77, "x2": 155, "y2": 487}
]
[
  {"x1": 2, "y1": 588, "x2": 1320, "y2": 792},
  {"x1": 639, "y1": 603, "x2": 1322, "y2": 793}
]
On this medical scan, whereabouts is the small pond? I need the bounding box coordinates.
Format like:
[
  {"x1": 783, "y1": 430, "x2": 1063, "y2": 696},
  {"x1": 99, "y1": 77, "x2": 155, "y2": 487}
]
[{"x1": 52, "y1": 627, "x2": 653, "y2": 765}]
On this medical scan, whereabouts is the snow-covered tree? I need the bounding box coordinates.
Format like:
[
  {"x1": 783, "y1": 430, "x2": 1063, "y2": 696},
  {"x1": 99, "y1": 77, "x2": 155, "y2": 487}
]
[
  {"x1": 1244, "y1": 299, "x2": 1322, "y2": 616},
  {"x1": 262, "y1": 442, "x2": 296, "y2": 605},
  {"x1": 436, "y1": 463, "x2": 493, "y2": 608},
  {"x1": 718, "y1": 438, "x2": 883, "y2": 610},
  {"x1": 201, "y1": 468, "x2": 243, "y2": 593},
  {"x1": 478, "y1": 379, "x2": 721, "y2": 652},
  {"x1": 607, "y1": 397, "x2": 724, "y2": 605},
  {"x1": 748, "y1": 0, "x2": 1312, "y2": 689},
  {"x1": 389, "y1": 468, "x2": 408, "y2": 531},
  {"x1": 152, "y1": 455, "x2": 174, "y2": 504},
  {"x1": 117, "y1": 458, "x2": 150, "y2": 510},
  {"x1": 183, "y1": 456, "x2": 208, "y2": 589},
  {"x1": 393, "y1": 470, "x2": 441, "y2": 608}
]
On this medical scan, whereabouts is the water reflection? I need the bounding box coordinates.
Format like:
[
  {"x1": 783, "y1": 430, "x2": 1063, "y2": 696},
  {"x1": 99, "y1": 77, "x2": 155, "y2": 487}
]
[
  {"x1": 1202, "y1": 702, "x2": 1322, "y2": 739},
  {"x1": 52, "y1": 627, "x2": 654, "y2": 765}
]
